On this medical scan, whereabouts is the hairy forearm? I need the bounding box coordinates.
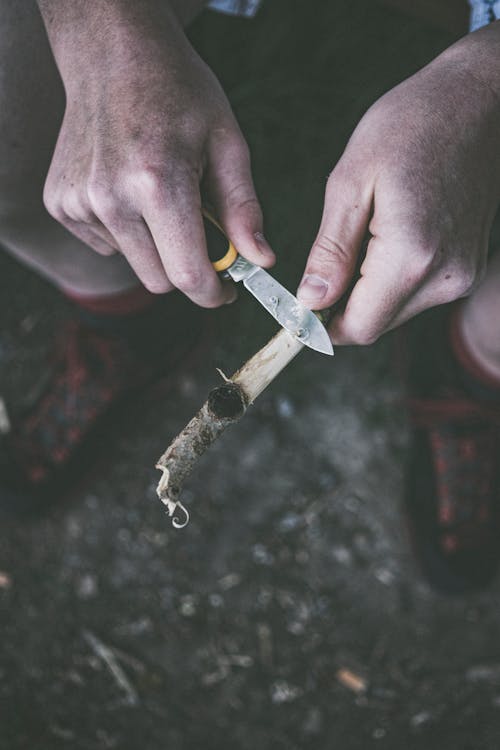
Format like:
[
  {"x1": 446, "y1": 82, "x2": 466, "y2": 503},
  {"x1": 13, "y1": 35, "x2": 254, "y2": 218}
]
[
  {"x1": 36, "y1": 0, "x2": 204, "y2": 93},
  {"x1": 36, "y1": 0, "x2": 204, "y2": 71}
]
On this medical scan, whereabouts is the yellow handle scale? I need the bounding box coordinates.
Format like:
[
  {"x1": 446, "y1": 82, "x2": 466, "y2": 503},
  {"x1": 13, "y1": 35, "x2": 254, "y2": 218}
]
[
  {"x1": 211, "y1": 243, "x2": 238, "y2": 272},
  {"x1": 202, "y1": 208, "x2": 238, "y2": 273}
]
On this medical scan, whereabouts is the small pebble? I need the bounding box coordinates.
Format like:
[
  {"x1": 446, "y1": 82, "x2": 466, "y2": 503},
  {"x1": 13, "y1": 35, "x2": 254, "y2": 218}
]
[
  {"x1": 278, "y1": 513, "x2": 302, "y2": 532},
  {"x1": 218, "y1": 573, "x2": 241, "y2": 591},
  {"x1": 466, "y1": 665, "x2": 500, "y2": 683},
  {"x1": 270, "y1": 680, "x2": 302, "y2": 704},
  {"x1": 331, "y1": 546, "x2": 352, "y2": 565},
  {"x1": 410, "y1": 711, "x2": 432, "y2": 728},
  {"x1": 76, "y1": 574, "x2": 98, "y2": 600},
  {"x1": 276, "y1": 395, "x2": 295, "y2": 419},
  {"x1": 252, "y1": 544, "x2": 274, "y2": 566},
  {"x1": 180, "y1": 594, "x2": 197, "y2": 617},
  {"x1": 209, "y1": 593, "x2": 224, "y2": 608},
  {"x1": 287, "y1": 621, "x2": 305, "y2": 636},
  {"x1": 84, "y1": 495, "x2": 99, "y2": 510},
  {"x1": 374, "y1": 568, "x2": 395, "y2": 586},
  {"x1": 344, "y1": 495, "x2": 360, "y2": 513}
]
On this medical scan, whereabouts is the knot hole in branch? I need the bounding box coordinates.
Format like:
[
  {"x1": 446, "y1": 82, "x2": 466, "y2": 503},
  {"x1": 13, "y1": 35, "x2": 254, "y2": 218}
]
[{"x1": 208, "y1": 383, "x2": 247, "y2": 420}]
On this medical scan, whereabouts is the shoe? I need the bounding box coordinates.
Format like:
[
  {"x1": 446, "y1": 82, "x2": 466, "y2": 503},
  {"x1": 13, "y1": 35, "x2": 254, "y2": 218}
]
[
  {"x1": 402, "y1": 305, "x2": 500, "y2": 594},
  {"x1": 0, "y1": 291, "x2": 205, "y2": 516}
]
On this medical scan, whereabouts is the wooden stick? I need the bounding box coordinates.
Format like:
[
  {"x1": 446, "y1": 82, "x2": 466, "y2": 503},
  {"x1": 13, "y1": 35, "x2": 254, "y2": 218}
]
[{"x1": 155, "y1": 328, "x2": 305, "y2": 527}]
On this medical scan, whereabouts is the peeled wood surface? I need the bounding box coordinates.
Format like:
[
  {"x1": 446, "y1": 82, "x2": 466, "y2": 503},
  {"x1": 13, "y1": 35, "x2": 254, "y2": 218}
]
[{"x1": 155, "y1": 328, "x2": 305, "y2": 527}]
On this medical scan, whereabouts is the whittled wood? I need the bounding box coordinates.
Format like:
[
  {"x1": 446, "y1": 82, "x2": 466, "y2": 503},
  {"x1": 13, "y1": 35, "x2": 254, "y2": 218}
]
[{"x1": 155, "y1": 328, "x2": 304, "y2": 527}]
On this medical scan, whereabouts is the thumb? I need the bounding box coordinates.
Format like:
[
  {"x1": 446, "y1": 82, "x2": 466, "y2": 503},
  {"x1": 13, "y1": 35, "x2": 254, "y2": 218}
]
[
  {"x1": 297, "y1": 167, "x2": 373, "y2": 309},
  {"x1": 206, "y1": 130, "x2": 275, "y2": 268}
]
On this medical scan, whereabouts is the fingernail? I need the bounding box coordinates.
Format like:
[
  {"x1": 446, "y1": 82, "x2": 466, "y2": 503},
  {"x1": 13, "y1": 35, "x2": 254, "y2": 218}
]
[
  {"x1": 297, "y1": 274, "x2": 329, "y2": 302},
  {"x1": 254, "y1": 232, "x2": 275, "y2": 258}
]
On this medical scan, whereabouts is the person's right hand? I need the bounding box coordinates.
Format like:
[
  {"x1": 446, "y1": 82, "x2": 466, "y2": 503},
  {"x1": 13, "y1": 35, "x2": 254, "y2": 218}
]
[
  {"x1": 297, "y1": 23, "x2": 500, "y2": 344},
  {"x1": 38, "y1": 0, "x2": 275, "y2": 306}
]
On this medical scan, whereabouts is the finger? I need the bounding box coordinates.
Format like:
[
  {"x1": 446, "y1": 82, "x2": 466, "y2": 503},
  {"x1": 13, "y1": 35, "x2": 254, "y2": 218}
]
[
  {"x1": 62, "y1": 218, "x2": 118, "y2": 257},
  {"x1": 143, "y1": 172, "x2": 233, "y2": 308},
  {"x1": 297, "y1": 162, "x2": 373, "y2": 309},
  {"x1": 102, "y1": 217, "x2": 173, "y2": 294},
  {"x1": 58, "y1": 190, "x2": 121, "y2": 253},
  {"x1": 206, "y1": 129, "x2": 275, "y2": 268},
  {"x1": 328, "y1": 236, "x2": 428, "y2": 345}
]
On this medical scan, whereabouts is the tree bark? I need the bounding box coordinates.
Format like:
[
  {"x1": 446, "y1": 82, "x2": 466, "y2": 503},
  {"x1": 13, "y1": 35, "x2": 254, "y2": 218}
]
[{"x1": 155, "y1": 327, "x2": 305, "y2": 528}]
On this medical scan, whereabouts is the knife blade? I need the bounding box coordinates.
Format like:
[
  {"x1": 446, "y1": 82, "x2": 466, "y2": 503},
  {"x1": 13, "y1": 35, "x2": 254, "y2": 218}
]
[
  {"x1": 227, "y1": 256, "x2": 333, "y2": 356},
  {"x1": 203, "y1": 210, "x2": 333, "y2": 355}
]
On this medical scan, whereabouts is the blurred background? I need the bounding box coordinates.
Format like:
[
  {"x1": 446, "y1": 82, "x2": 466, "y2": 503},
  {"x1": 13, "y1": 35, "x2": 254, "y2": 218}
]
[{"x1": 2, "y1": 1, "x2": 500, "y2": 748}]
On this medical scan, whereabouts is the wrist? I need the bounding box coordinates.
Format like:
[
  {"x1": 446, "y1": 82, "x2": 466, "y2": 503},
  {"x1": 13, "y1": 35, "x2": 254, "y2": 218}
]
[{"x1": 37, "y1": 0, "x2": 189, "y2": 81}]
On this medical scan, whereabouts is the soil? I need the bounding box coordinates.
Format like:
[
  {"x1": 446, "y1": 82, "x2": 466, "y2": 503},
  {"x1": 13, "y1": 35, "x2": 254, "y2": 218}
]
[{"x1": 2, "y1": 2, "x2": 500, "y2": 749}]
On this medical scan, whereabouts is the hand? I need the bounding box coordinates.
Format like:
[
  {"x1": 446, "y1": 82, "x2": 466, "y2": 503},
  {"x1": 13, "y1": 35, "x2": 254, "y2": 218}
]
[
  {"x1": 39, "y1": 0, "x2": 275, "y2": 306},
  {"x1": 297, "y1": 24, "x2": 500, "y2": 344}
]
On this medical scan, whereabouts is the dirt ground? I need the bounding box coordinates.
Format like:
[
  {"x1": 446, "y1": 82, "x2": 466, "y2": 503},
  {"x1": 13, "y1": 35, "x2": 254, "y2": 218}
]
[{"x1": 2, "y1": 2, "x2": 500, "y2": 749}]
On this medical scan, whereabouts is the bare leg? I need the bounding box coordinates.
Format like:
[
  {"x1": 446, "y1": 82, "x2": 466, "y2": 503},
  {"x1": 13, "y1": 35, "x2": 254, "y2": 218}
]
[
  {"x1": 0, "y1": 0, "x2": 140, "y2": 295},
  {"x1": 0, "y1": 0, "x2": 206, "y2": 297},
  {"x1": 458, "y1": 251, "x2": 500, "y2": 381}
]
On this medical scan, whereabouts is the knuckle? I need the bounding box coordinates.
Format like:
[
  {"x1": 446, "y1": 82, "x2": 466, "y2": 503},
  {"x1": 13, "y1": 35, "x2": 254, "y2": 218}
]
[
  {"x1": 141, "y1": 276, "x2": 172, "y2": 295},
  {"x1": 404, "y1": 246, "x2": 438, "y2": 285},
  {"x1": 350, "y1": 327, "x2": 379, "y2": 346},
  {"x1": 439, "y1": 259, "x2": 480, "y2": 301},
  {"x1": 453, "y1": 267, "x2": 477, "y2": 297},
  {"x1": 415, "y1": 244, "x2": 438, "y2": 271},
  {"x1": 134, "y1": 166, "x2": 164, "y2": 200},
  {"x1": 313, "y1": 233, "x2": 351, "y2": 267},
  {"x1": 342, "y1": 317, "x2": 379, "y2": 346},
  {"x1": 142, "y1": 163, "x2": 198, "y2": 207},
  {"x1": 43, "y1": 187, "x2": 64, "y2": 221},
  {"x1": 223, "y1": 182, "x2": 259, "y2": 212},
  {"x1": 169, "y1": 267, "x2": 202, "y2": 294},
  {"x1": 403, "y1": 261, "x2": 429, "y2": 288},
  {"x1": 61, "y1": 193, "x2": 93, "y2": 223},
  {"x1": 87, "y1": 180, "x2": 120, "y2": 224}
]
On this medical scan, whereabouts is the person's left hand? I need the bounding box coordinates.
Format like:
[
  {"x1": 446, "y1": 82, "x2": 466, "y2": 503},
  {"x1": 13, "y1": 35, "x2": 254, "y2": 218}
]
[{"x1": 297, "y1": 24, "x2": 500, "y2": 344}]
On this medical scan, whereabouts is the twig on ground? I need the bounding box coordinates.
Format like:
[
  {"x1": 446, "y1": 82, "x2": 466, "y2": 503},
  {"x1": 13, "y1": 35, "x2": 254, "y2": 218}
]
[
  {"x1": 336, "y1": 668, "x2": 368, "y2": 694},
  {"x1": 82, "y1": 630, "x2": 139, "y2": 706},
  {"x1": 0, "y1": 571, "x2": 12, "y2": 589}
]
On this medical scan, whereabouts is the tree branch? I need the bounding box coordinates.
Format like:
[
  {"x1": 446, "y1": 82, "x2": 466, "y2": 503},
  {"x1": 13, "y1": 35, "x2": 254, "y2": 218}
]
[{"x1": 155, "y1": 327, "x2": 305, "y2": 528}]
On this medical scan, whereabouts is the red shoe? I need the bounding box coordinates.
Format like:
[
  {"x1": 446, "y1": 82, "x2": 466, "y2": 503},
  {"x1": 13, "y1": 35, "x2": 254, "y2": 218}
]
[
  {"x1": 402, "y1": 306, "x2": 500, "y2": 594},
  {"x1": 0, "y1": 291, "x2": 204, "y2": 515}
]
